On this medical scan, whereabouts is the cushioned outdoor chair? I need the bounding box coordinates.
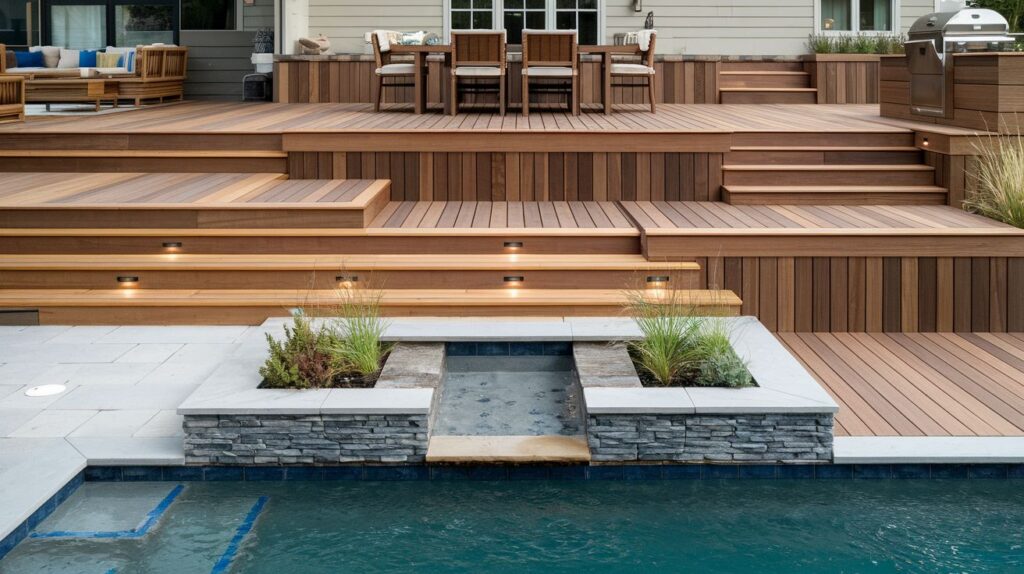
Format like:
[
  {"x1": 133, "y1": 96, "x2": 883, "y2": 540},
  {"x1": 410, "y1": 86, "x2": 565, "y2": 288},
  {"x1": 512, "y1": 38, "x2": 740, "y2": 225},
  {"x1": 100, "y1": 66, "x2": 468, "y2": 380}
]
[
  {"x1": 450, "y1": 30, "x2": 507, "y2": 116},
  {"x1": 521, "y1": 30, "x2": 578, "y2": 116},
  {"x1": 609, "y1": 30, "x2": 657, "y2": 113},
  {"x1": 370, "y1": 30, "x2": 416, "y2": 112}
]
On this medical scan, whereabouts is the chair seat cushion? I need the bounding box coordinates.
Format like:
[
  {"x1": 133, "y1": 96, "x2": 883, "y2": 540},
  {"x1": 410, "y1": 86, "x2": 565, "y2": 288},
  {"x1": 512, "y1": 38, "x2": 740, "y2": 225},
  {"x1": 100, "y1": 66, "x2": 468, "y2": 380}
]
[
  {"x1": 523, "y1": 66, "x2": 575, "y2": 77},
  {"x1": 455, "y1": 66, "x2": 502, "y2": 77},
  {"x1": 611, "y1": 63, "x2": 655, "y2": 75},
  {"x1": 376, "y1": 63, "x2": 415, "y2": 75}
]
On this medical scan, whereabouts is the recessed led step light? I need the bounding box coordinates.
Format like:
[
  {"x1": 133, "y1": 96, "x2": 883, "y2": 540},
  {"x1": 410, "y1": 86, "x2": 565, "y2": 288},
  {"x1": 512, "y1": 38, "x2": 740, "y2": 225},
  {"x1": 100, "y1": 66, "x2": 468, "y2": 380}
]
[{"x1": 25, "y1": 384, "x2": 66, "y2": 397}]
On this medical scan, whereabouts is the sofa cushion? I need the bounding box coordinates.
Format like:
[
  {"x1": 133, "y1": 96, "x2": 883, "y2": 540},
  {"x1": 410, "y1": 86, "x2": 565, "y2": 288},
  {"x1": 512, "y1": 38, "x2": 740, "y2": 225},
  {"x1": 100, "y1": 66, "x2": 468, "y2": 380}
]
[
  {"x1": 523, "y1": 66, "x2": 575, "y2": 77},
  {"x1": 96, "y1": 52, "x2": 121, "y2": 68},
  {"x1": 29, "y1": 45, "x2": 61, "y2": 67},
  {"x1": 79, "y1": 50, "x2": 98, "y2": 67},
  {"x1": 93, "y1": 67, "x2": 131, "y2": 75},
  {"x1": 105, "y1": 47, "x2": 136, "y2": 72},
  {"x1": 58, "y1": 49, "x2": 79, "y2": 68},
  {"x1": 14, "y1": 51, "x2": 44, "y2": 68}
]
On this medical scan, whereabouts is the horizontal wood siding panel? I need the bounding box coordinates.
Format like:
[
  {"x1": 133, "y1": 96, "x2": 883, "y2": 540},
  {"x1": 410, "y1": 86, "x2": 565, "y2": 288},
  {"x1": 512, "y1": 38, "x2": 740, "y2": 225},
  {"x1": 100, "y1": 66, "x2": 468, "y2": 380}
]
[{"x1": 182, "y1": 30, "x2": 257, "y2": 101}]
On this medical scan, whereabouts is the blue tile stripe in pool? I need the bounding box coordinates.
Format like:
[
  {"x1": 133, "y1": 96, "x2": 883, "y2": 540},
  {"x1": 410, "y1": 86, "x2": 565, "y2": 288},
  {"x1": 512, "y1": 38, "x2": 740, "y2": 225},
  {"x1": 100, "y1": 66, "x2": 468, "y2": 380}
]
[
  {"x1": 81, "y1": 463, "x2": 1024, "y2": 482},
  {"x1": 209, "y1": 496, "x2": 269, "y2": 574},
  {"x1": 30, "y1": 484, "x2": 184, "y2": 540},
  {"x1": 445, "y1": 341, "x2": 572, "y2": 357}
]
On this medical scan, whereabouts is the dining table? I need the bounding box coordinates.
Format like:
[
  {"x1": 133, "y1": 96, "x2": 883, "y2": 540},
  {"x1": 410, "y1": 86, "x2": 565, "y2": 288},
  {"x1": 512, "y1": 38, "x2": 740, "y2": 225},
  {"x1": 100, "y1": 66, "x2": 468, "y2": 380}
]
[
  {"x1": 578, "y1": 44, "x2": 644, "y2": 115},
  {"x1": 388, "y1": 44, "x2": 452, "y2": 114}
]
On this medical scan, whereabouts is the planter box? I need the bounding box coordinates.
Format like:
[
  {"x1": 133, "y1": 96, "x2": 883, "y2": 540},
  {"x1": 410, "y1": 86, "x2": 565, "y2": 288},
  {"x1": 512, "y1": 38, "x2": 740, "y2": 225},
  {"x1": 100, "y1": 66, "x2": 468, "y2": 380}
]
[
  {"x1": 575, "y1": 317, "x2": 838, "y2": 464},
  {"x1": 178, "y1": 342, "x2": 443, "y2": 465}
]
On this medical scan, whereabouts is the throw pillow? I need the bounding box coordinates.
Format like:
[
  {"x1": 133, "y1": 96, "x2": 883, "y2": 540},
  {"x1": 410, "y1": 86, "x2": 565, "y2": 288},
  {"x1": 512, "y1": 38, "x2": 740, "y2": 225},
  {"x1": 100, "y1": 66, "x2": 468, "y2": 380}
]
[
  {"x1": 79, "y1": 50, "x2": 98, "y2": 67},
  {"x1": 29, "y1": 45, "x2": 61, "y2": 67},
  {"x1": 57, "y1": 49, "x2": 80, "y2": 68},
  {"x1": 96, "y1": 51, "x2": 121, "y2": 68},
  {"x1": 14, "y1": 50, "x2": 44, "y2": 68}
]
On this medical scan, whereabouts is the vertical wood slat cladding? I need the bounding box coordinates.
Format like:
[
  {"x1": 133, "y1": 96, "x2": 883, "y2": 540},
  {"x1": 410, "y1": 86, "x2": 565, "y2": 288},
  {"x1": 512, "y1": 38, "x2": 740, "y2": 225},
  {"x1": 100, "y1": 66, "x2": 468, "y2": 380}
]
[
  {"x1": 275, "y1": 59, "x2": 720, "y2": 104},
  {"x1": 288, "y1": 151, "x2": 724, "y2": 201},
  {"x1": 925, "y1": 150, "x2": 974, "y2": 208},
  {"x1": 806, "y1": 59, "x2": 880, "y2": 104},
  {"x1": 695, "y1": 256, "x2": 1023, "y2": 333}
]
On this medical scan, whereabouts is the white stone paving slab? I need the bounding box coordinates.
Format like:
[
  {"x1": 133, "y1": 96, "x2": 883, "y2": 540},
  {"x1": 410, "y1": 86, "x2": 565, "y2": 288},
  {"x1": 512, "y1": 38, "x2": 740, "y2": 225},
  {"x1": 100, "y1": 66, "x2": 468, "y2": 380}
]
[
  {"x1": 97, "y1": 325, "x2": 249, "y2": 344},
  {"x1": 68, "y1": 409, "x2": 159, "y2": 438},
  {"x1": 61, "y1": 362, "x2": 162, "y2": 386},
  {"x1": 0, "y1": 363, "x2": 60, "y2": 385},
  {"x1": 132, "y1": 410, "x2": 184, "y2": 438},
  {"x1": 136, "y1": 360, "x2": 221, "y2": 387},
  {"x1": 0, "y1": 438, "x2": 86, "y2": 540},
  {"x1": 50, "y1": 383, "x2": 199, "y2": 410},
  {"x1": 584, "y1": 387, "x2": 695, "y2": 414},
  {"x1": 67, "y1": 437, "x2": 184, "y2": 465},
  {"x1": 322, "y1": 388, "x2": 434, "y2": 414},
  {"x1": 10, "y1": 409, "x2": 99, "y2": 438},
  {"x1": 166, "y1": 343, "x2": 241, "y2": 364},
  {"x1": 0, "y1": 385, "x2": 23, "y2": 401},
  {"x1": 0, "y1": 383, "x2": 80, "y2": 409},
  {"x1": 834, "y1": 436, "x2": 1024, "y2": 464},
  {"x1": 45, "y1": 326, "x2": 119, "y2": 344},
  {"x1": 0, "y1": 408, "x2": 41, "y2": 436},
  {"x1": 114, "y1": 343, "x2": 183, "y2": 363},
  {"x1": 383, "y1": 317, "x2": 573, "y2": 341},
  {"x1": 0, "y1": 343, "x2": 134, "y2": 364},
  {"x1": 0, "y1": 326, "x2": 71, "y2": 346}
]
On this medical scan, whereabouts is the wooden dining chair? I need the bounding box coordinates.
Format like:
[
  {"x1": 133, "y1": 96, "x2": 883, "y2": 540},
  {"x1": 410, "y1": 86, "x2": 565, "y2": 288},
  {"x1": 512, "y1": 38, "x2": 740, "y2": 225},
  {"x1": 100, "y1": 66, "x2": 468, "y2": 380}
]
[
  {"x1": 370, "y1": 30, "x2": 416, "y2": 112},
  {"x1": 608, "y1": 30, "x2": 657, "y2": 113},
  {"x1": 450, "y1": 30, "x2": 507, "y2": 115},
  {"x1": 521, "y1": 30, "x2": 578, "y2": 116}
]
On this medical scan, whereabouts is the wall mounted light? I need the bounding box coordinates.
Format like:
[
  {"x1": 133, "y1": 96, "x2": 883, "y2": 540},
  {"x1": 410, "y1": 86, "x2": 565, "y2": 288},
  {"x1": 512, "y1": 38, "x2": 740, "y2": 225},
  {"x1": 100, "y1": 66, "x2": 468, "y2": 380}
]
[
  {"x1": 922, "y1": 137, "x2": 929, "y2": 147},
  {"x1": 162, "y1": 241, "x2": 183, "y2": 250},
  {"x1": 646, "y1": 275, "x2": 670, "y2": 288},
  {"x1": 117, "y1": 275, "x2": 139, "y2": 286},
  {"x1": 503, "y1": 241, "x2": 524, "y2": 249},
  {"x1": 336, "y1": 275, "x2": 359, "y2": 288},
  {"x1": 503, "y1": 275, "x2": 525, "y2": 284},
  {"x1": 633, "y1": 0, "x2": 642, "y2": 13}
]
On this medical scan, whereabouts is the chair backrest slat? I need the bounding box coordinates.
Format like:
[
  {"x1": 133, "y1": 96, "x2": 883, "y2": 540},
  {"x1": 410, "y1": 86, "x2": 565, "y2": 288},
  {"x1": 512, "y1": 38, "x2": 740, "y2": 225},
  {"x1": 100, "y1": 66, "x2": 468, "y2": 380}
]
[
  {"x1": 451, "y1": 31, "x2": 506, "y2": 69},
  {"x1": 370, "y1": 31, "x2": 392, "y2": 68},
  {"x1": 522, "y1": 30, "x2": 577, "y2": 70}
]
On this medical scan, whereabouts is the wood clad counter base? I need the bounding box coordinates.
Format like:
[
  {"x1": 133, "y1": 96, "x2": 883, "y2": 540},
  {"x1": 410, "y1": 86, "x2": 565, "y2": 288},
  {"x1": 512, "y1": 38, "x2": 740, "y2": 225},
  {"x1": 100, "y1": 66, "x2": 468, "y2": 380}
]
[{"x1": 880, "y1": 53, "x2": 1024, "y2": 133}]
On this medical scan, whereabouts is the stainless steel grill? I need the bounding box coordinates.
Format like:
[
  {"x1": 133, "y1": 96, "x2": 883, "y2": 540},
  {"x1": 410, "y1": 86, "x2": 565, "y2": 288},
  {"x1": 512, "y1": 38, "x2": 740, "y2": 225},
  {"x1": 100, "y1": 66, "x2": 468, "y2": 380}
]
[{"x1": 905, "y1": 7, "x2": 1016, "y2": 117}]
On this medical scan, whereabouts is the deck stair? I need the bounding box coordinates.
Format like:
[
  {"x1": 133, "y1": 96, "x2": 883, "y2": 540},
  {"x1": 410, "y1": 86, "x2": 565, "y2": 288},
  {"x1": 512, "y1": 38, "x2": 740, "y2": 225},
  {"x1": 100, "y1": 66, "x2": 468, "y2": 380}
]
[
  {"x1": 722, "y1": 140, "x2": 947, "y2": 205},
  {"x1": 719, "y1": 61, "x2": 817, "y2": 104}
]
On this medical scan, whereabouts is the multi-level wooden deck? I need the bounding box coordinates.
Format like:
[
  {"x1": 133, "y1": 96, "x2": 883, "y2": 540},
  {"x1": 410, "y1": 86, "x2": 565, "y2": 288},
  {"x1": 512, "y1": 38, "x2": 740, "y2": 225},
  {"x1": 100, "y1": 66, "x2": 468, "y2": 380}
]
[{"x1": 0, "y1": 101, "x2": 1019, "y2": 327}]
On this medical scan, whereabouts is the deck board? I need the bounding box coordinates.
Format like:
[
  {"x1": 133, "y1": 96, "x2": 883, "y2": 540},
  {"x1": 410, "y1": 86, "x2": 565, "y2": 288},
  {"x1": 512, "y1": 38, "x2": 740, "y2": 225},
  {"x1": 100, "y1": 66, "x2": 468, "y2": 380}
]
[
  {"x1": 779, "y1": 332, "x2": 1024, "y2": 437},
  {"x1": 370, "y1": 201, "x2": 635, "y2": 230}
]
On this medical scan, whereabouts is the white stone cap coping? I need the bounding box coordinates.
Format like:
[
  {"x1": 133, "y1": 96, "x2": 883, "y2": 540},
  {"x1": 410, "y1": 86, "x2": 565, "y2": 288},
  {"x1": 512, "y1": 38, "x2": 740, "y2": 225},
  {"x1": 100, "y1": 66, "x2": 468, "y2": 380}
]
[
  {"x1": 177, "y1": 351, "x2": 433, "y2": 416},
  {"x1": 834, "y1": 436, "x2": 1024, "y2": 464},
  {"x1": 583, "y1": 317, "x2": 839, "y2": 415}
]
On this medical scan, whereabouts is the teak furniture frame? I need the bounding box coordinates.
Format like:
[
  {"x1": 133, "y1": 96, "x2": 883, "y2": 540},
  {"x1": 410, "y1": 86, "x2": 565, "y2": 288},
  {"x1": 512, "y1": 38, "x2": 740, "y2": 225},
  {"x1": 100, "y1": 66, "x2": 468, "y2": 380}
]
[
  {"x1": 0, "y1": 73, "x2": 24, "y2": 122},
  {"x1": 449, "y1": 31, "x2": 507, "y2": 116},
  {"x1": 521, "y1": 30, "x2": 579, "y2": 116},
  {"x1": 607, "y1": 31, "x2": 656, "y2": 114},
  {"x1": 371, "y1": 33, "x2": 417, "y2": 113}
]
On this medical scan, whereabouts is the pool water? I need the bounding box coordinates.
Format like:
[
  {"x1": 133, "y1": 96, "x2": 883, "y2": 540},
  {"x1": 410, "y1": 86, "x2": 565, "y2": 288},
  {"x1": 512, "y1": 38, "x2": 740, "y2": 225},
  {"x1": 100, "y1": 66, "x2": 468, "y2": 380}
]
[{"x1": 3, "y1": 479, "x2": 1024, "y2": 573}]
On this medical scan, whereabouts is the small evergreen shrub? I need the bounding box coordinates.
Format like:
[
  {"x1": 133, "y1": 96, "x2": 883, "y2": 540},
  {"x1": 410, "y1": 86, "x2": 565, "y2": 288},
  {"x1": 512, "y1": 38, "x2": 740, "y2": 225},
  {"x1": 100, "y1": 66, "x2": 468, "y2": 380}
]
[{"x1": 260, "y1": 312, "x2": 345, "y2": 389}]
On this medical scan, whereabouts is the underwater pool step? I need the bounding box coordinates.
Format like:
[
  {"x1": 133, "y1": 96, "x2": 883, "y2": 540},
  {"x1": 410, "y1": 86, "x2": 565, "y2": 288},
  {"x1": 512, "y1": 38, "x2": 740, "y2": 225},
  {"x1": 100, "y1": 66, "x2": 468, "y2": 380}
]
[{"x1": 426, "y1": 435, "x2": 592, "y2": 463}]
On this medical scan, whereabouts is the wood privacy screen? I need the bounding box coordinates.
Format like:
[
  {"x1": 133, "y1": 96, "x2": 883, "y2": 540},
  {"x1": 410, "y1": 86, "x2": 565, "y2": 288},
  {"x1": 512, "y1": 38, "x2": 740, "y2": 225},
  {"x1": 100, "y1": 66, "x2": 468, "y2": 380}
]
[
  {"x1": 287, "y1": 151, "x2": 724, "y2": 202},
  {"x1": 275, "y1": 58, "x2": 720, "y2": 105},
  {"x1": 693, "y1": 256, "x2": 1024, "y2": 333}
]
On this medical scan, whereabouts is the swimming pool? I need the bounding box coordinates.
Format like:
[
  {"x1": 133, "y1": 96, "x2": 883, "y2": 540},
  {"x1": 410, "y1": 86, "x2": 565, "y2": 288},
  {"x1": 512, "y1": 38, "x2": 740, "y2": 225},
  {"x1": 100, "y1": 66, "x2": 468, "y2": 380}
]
[{"x1": 3, "y1": 478, "x2": 1023, "y2": 573}]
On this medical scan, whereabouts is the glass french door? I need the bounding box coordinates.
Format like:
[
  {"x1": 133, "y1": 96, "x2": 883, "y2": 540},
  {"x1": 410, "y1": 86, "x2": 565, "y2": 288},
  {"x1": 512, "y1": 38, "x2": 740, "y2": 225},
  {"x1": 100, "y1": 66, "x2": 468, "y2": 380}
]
[
  {"x1": 0, "y1": 0, "x2": 41, "y2": 47},
  {"x1": 43, "y1": 0, "x2": 176, "y2": 49}
]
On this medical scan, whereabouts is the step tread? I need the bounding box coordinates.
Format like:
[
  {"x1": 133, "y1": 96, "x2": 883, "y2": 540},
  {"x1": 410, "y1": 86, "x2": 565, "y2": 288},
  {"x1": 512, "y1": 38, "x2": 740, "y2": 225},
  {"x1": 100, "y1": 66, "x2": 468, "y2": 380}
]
[
  {"x1": 719, "y1": 71, "x2": 810, "y2": 76},
  {"x1": 426, "y1": 435, "x2": 591, "y2": 463},
  {"x1": 723, "y1": 164, "x2": 935, "y2": 171},
  {"x1": 0, "y1": 150, "x2": 288, "y2": 158},
  {"x1": 0, "y1": 253, "x2": 700, "y2": 271},
  {"x1": 0, "y1": 288, "x2": 742, "y2": 307},
  {"x1": 0, "y1": 227, "x2": 641, "y2": 237},
  {"x1": 719, "y1": 87, "x2": 818, "y2": 92},
  {"x1": 729, "y1": 146, "x2": 921, "y2": 152},
  {"x1": 723, "y1": 185, "x2": 947, "y2": 193}
]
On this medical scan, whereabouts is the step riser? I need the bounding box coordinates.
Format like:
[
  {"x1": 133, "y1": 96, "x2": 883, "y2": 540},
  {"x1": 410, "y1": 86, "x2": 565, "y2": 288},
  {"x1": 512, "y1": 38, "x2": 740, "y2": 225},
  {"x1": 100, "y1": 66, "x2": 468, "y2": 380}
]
[
  {"x1": 726, "y1": 150, "x2": 923, "y2": 165},
  {"x1": 720, "y1": 62, "x2": 804, "y2": 72},
  {"x1": 0, "y1": 157, "x2": 287, "y2": 173},
  {"x1": 0, "y1": 269, "x2": 698, "y2": 290},
  {"x1": 723, "y1": 170, "x2": 935, "y2": 186},
  {"x1": 723, "y1": 191, "x2": 947, "y2": 205},
  {"x1": 0, "y1": 209, "x2": 378, "y2": 230},
  {"x1": 732, "y1": 133, "x2": 916, "y2": 147},
  {"x1": 719, "y1": 91, "x2": 817, "y2": 104},
  {"x1": 719, "y1": 75, "x2": 810, "y2": 89},
  {"x1": 0, "y1": 235, "x2": 642, "y2": 255}
]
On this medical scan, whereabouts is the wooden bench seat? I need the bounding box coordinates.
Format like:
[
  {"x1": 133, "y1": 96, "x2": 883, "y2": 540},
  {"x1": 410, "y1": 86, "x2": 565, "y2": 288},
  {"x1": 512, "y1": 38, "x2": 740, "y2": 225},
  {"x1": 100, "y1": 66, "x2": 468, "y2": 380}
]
[{"x1": 0, "y1": 287, "x2": 741, "y2": 324}]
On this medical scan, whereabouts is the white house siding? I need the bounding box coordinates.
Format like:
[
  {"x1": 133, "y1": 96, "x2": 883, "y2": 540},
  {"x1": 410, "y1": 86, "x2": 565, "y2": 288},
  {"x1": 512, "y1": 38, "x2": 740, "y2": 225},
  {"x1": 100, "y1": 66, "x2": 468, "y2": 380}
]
[
  {"x1": 301, "y1": 0, "x2": 938, "y2": 56},
  {"x1": 244, "y1": 0, "x2": 276, "y2": 30},
  {"x1": 308, "y1": 0, "x2": 444, "y2": 53}
]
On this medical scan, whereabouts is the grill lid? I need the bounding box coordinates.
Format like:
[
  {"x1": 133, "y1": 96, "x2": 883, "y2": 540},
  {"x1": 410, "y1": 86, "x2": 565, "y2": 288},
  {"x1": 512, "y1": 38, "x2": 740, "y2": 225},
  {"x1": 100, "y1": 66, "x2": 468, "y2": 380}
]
[{"x1": 909, "y1": 8, "x2": 1012, "y2": 39}]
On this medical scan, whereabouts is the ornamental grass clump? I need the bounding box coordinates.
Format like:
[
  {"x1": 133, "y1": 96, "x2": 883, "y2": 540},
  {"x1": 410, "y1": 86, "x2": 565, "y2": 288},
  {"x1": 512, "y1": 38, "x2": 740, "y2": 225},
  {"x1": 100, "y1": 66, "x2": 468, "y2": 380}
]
[
  {"x1": 330, "y1": 285, "x2": 393, "y2": 379},
  {"x1": 964, "y1": 135, "x2": 1024, "y2": 229},
  {"x1": 623, "y1": 273, "x2": 753, "y2": 388},
  {"x1": 260, "y1": 311, "x2": 346, "y2": 389}
]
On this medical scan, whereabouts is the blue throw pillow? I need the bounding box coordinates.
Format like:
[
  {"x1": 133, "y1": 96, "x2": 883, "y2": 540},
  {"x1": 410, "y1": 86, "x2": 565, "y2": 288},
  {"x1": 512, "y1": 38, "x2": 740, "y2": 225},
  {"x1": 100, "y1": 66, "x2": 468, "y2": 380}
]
[
  {"x1": 14, "y1": 50, "x2": 44, "y2": 68},
  {"x1": 78, "y1": 50, "x2": 98, "y2": 67}
]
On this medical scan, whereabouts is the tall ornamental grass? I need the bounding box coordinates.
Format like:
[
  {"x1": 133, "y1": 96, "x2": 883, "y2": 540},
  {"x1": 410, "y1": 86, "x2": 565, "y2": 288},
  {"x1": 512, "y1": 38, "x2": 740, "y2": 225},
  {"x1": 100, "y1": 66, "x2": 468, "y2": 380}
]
[{"x1": 964, "y1": 135, "x2": 1024, "y2": 229}]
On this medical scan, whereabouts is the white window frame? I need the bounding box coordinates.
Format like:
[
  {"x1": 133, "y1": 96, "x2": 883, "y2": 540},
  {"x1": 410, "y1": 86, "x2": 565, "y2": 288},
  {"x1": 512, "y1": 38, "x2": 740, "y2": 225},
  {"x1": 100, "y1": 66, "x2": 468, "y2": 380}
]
[
  {"x1": 813, "y1": 0, "x2": 900, "y2": 34},
  {"x1": 443, "y1": 0, "x2": 605, "y2": 45}
]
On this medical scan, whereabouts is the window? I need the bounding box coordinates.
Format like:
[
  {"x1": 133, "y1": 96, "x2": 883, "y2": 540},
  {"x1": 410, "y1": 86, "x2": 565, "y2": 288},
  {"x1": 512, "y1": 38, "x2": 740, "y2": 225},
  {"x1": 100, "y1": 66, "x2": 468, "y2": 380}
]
[
  {"x1": 451, "y1": 0, "x2": 493, "y2": 31},
  {"x1": 0, "y1": 0, "x2": 41, "y2": 47},
  {"x1": 448, "y1": 0, "x2": 601, "y2": 46},
  {"x1": 819, "y1": 0, "x2": 894, "y2": 32},
  {"x1": 43, "y1": 0, "x2": 178, "y2": 47},
  {"x1": 182, "y1": 0, "x2": 235, "y2": 30}
]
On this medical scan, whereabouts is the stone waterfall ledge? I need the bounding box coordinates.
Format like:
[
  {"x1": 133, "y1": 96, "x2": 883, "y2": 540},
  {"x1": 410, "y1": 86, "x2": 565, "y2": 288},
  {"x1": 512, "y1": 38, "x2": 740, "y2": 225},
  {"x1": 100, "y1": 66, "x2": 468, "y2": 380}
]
[
  {"x1": 580, "y1": 318, "x2": 838, "y2": 463},
  {"x1": 178, "y1": 342, "x2": 440, "y2": 465}
]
